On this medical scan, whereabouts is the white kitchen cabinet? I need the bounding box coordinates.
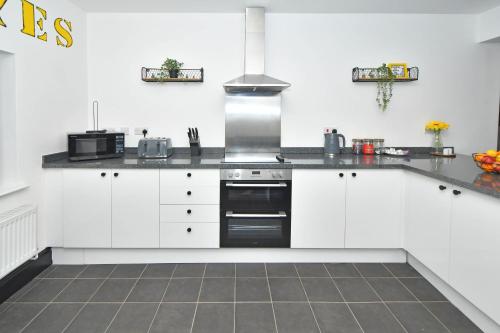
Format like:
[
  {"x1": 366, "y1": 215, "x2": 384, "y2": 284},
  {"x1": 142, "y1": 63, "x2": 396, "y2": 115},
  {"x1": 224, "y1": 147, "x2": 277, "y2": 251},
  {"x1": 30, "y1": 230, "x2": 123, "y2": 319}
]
[
  {"x1": 160, "y1": 205, "x2": 219, "y2": 223},
  {"x1": 63, "y1": 169, "x2": 112, "y2": 248},
  {"x1": 345, "y1": 170, "x2": 403, "y2": 248},
  {"x1": 449, "y1": 188, "x2": 500, "y2": 324},
  {"x1": 405, "y1": 173, "x2": 452, "y2": 280},
  {"x1": 160, "y1": 186, "x2": 219, "y2": 205},
  {"x1": 291, "y1": 170, "x2": 347, "y2": 248},
  {"x1": 160, "y1": 222, "x2": 219, "y2": 248},
  {"x1": 160, "y1": 169, "x2": 219, "y2": 187},
  {"x1": 111, "y1": 170, "x2": 160, "y2": 248}
]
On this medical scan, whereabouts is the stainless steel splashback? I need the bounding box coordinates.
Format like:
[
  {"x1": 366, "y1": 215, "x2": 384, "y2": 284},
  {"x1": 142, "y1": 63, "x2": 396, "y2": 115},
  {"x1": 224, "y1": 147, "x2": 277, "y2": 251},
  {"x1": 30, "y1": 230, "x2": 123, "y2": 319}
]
[{"x1": 225, "y1": 93, "x2": 281, "y2": 156}]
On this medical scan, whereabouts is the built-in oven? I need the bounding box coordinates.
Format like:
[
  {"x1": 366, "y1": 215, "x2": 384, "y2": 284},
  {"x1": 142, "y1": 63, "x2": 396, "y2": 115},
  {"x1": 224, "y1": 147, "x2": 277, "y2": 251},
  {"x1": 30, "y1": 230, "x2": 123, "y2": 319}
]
[{"x1": 220, "y1": 169, "x2": 292, "y2": 248}]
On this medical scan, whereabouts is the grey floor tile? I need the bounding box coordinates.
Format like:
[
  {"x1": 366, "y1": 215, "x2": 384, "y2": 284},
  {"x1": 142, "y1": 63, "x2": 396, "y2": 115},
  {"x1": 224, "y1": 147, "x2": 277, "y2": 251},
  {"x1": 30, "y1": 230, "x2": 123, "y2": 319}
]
[
  {"x1": 334, "y1": 278, "x2": 380, "y2": 302},
  {"x1": 55, "y1": 278, "x2": 104, "y2": 302},
  {"x1": 127, "y1": 279, "x2": 169, "y2": 302},
  {"x1": 23, "y1": 303, "x2": 83, "y2": 333},
  {"x1": 79, "y1": 264, "x2": 116, "y2": 278},
  {"x1": 236, "y1": 263, "x2": 266, "y2": 277},
  {"x1": 302, "y1": 278, "x2": 343, "y2": 302},
  {"x1": 6, "y1": 279, "x2": 40, "y2": 302},
  {"x1": 387, "y1": 302, "x2": 448, "y2": 333},
  {"x1": 36, "y1": 266, "x2": 56, "y2": 278},
  {"x1": 424, "y1": 302, "x2": 483, "y2": 333},
  {"x1": 142, "y1": 264, "x2": 176, "y2": 278},
  {"x1": 325, "y1": 264, "x2": 361, "y2": 277},
  {"x1": 192, "y1": 303, "x2": 234, "y2": 333},
  {"x1": 274, "y1": 302, "x2": 319, "y2": 333},
  {"x1": 19, "y1": 279, "x2": 72, "y2": 302},
  {"x1": 399, "y1": 278, "x2": 447, "y2": 301},
  {"x1": 354, "y1": 263, "x2": 392, "y2": 277},
  {"x1": 268, "y1": 278, "x2": 307, "y2": 301},
  {"x1": 236, "y1": 303, "x2": 276, "y2": 333},
  {"x1": 108, "y1": 302, "x2": 158, "y2": 333},
  {"x1": 163, "y1": 278, "x2": 202, "y2": 302},
  {"x1": 367, "y1": 278, "x2": 417, "y2": 302},
  {"x1": 173, "y1": 264, "x2": 205, "y2": 277},
  {"x1": 312, "y1": 303, "x2": 363, "y2": 333},
  {"x1": 46, "y1": 265, "x2": 87, "y2": 278},
  {"x1": 65, "y1": 303, "x2": 121, "y2": 333},
  {"x1": 149, "y1": 303, "x2": 196, "y2": 333},
  {"x1": 110, "y1": 264, "x2": 146, "y2": 278},
  {"x1": 295, "y1": 263, "x2": 329, "y2": 277},
  {"x1": 384, "y1": 263, "x2": 421, "y2": 277},
  {"x1": 199, "y1": 278, "x2": 235, "y2": 302},
  {"x1": 0, "y1": 303, "x2": 46, "y2": 332},
  {"x1": 0, "y1": 302, "x2": 11, "y2": 314},
  {"x1": 236, "y1": 278, "x2": 271, "y2": 302},
  {"x1": 349, "y1": 303, "x2": 406, "y2": 333},
  {"x1": 205, "y1": 263, "x2": 235, "y2": 277},
  {"x1": 266, "y1": 263, "x2": 298, "y2": 277},
  {"x1": 91, "y1": 279, "x2": 136, "y2": 302}
]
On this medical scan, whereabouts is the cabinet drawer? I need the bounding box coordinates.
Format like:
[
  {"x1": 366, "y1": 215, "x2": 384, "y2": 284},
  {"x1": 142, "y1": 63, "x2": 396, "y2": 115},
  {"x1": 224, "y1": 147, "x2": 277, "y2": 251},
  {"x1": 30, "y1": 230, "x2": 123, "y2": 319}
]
[
  {"x1": 161, "y1": 186, "x2": 220, "y2": 204},
  {"x1": 160, "y1": 223, "x2": 219, "y2": 248},
  {"x1": 160, "y1": 205, "x2": 219, "y2": 223},
  {"x1": 160, "y1": 170, "x2": 219, "y2": 187}
]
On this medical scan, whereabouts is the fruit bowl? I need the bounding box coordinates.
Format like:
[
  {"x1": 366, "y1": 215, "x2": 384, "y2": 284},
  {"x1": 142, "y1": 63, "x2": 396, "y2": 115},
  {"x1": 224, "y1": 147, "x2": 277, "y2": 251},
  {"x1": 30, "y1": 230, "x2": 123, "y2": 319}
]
[{"x1": 472, "y1": 153, "x2": 500, "y2": 174}]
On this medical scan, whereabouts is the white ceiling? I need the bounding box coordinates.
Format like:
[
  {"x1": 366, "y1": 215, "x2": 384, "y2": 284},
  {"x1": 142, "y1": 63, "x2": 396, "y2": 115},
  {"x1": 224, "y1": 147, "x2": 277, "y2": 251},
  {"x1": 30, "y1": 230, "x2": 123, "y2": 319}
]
[{"x1": 69, "y1": 0, "x2": 500, "y2": 14}]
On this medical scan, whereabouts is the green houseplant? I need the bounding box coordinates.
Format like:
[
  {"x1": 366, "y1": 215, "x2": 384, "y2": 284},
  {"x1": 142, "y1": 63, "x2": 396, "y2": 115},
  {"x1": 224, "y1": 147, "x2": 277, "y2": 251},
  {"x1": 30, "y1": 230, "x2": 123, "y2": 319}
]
[
  {"x1": 375, "y1": 63, "x2": 395, "y2": 111},
  {"x1": 161, "y1": 58, "x2": 184, "y2": 79}
]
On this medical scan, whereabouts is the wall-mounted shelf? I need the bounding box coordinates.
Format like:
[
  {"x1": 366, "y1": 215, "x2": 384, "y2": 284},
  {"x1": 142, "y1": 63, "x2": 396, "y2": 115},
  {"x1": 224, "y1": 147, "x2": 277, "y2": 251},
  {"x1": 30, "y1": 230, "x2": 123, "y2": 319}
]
[
  {"x1": 352, "y1": 67, "x2": 419, "y2": 82},
  {"x1": 141, "y1": 67, "x2": 204, "y2": 82}
]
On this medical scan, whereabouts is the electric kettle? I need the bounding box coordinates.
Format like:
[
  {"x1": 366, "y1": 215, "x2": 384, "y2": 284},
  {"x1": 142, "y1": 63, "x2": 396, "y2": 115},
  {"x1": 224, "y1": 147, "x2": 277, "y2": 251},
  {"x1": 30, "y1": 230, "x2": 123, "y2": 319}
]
[{"x1": 324, "y1": 129, "x2": 346, "y2": 156}]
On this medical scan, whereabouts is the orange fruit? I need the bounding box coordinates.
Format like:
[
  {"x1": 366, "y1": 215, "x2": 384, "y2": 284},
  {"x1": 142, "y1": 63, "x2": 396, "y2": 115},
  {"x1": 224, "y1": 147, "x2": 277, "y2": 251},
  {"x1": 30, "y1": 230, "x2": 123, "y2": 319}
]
[
  {"x1": 474, "y1": 154, "x2": 486, "y2": 162},
  {"x1": 482, "y1": 164, "x2": 494, "y2": 173}
]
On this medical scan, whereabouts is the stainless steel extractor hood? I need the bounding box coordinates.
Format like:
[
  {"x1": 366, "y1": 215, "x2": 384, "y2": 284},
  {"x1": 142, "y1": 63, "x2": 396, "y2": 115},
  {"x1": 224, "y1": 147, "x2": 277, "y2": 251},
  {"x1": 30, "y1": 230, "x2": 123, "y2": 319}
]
[{"x1": 223, "y1": 8, "x2": 291, "y2": 94}]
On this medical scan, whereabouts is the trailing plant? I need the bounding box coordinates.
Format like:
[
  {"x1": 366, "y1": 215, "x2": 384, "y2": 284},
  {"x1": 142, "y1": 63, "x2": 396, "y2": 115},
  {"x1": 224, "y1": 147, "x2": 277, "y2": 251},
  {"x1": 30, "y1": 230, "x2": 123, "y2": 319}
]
[{"x1": 375, "y1": 63, "x2": 394, "y2": 111}]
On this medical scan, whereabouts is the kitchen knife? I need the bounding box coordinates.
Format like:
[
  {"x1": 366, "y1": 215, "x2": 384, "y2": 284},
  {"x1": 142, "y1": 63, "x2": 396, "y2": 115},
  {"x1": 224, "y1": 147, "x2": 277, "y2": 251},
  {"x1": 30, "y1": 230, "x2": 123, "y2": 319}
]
[
  {"x1": 187, "y1": 129, "x2": 192, "y2": 142},
  {"x1": 195, "y1": 128, "x2": 199, "y2": 141}
]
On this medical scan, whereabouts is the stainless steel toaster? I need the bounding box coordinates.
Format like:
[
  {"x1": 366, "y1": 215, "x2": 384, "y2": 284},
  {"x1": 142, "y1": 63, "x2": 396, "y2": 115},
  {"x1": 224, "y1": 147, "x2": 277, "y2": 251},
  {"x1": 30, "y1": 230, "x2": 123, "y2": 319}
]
[{"x1": 137, "y1": 137, "x2": 173, "y2": 159}]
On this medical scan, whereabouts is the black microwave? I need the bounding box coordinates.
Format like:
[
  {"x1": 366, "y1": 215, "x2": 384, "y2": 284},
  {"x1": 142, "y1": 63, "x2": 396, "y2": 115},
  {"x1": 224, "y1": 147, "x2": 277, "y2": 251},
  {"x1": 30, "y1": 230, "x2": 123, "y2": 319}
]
[{"x1": 68, "y1": 133, "x2": 125, "y2": 161}]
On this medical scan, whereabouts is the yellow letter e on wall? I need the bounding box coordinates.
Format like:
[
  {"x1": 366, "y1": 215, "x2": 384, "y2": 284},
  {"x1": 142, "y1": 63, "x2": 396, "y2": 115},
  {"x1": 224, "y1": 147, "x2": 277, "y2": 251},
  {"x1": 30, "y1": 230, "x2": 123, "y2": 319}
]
[
  {"x1": 20, "y1": 0, "x2": 48, "y2": 42},
  {"x1": 0, "y1": 0, "x2": 7, "y2": 28}
]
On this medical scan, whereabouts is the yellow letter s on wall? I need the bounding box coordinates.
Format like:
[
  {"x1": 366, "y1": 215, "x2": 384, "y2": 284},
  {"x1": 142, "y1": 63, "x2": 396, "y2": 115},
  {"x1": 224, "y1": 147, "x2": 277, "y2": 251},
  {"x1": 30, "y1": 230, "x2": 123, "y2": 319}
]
[
  {"x1": 0, "y1": 0, "x2": 7, "y2": 28},
  {"x1": 54, "y1": 18, "x2": 73, "y2": 48}
]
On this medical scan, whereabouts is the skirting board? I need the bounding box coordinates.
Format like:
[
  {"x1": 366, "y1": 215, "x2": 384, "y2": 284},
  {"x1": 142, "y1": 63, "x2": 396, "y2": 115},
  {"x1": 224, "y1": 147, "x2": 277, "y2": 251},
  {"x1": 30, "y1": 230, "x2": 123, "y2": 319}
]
[
  {"x1": 408, "y1": 254, "x2": 500, "y2": 333},
  {"x1": 52, "y1": 248, "x2": 407, "y2": 265}
]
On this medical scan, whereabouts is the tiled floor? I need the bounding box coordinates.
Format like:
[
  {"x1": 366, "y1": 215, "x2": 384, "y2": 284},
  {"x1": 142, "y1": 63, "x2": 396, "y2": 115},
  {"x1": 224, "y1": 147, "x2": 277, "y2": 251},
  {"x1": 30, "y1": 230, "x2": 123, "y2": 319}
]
[{"x1": 0, "y1": 263, "x2": 482, "y2": 333}]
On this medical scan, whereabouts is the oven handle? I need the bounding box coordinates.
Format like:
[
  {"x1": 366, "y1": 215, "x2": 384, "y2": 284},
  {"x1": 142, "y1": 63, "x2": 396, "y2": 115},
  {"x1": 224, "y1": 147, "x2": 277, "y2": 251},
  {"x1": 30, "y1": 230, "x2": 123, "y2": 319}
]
[
  {"x1": 225, "y1": 182, "x2": 288, "y2": 188},
  {"x1": 225, "y1": 211, "x2": 287, "y2": 218}
]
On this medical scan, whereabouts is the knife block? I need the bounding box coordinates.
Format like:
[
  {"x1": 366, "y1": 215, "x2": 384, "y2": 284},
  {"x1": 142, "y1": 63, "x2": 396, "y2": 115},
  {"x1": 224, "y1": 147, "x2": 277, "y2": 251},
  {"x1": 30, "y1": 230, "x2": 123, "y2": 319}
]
[{"x1": 190, "y1": 142, "x2": 201, "y2": 156}]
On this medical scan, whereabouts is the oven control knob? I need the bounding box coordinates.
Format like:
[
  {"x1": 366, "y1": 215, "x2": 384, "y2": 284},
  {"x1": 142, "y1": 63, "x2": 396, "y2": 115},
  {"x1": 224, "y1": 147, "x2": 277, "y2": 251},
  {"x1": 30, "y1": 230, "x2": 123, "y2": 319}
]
[
  {"x1": 228, "y1": 173, "x2": 233, "y2": 178},
  {"x1": 235, "y1": 172, "x2": 240, "y2": 178}
]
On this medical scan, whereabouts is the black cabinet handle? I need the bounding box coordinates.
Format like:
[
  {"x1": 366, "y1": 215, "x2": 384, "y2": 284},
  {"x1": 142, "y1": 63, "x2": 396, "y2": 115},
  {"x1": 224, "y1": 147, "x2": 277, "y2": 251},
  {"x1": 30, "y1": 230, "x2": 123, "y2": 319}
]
[
  {"x1": 339, "y1": 173, "x2": 344, "y2": 178},
  {"x1": 439, "y1": 185, "x2": 447, "y2": 191},
  {"x1": 187, "y1": 209, "x2": 192, "y2": 214},
  {"x1": 101, "y1": 172, "x2": 106, "y2": 177},
  {"x1": 187, "y1": 191, "x2": 192, "y2": 196},
  {"x1": 187, "y1": 228, "x2": 192, "y2": 233},
  {"x1": 114, "y1": 172, "x2": 119, "y2": 177},
  {"x1": 352, "y1": 173, "x2": 357, "y2": 177},
  {"x1": 453, "y1": 190, "x2": 462, "y2": 196},
  {"x1": 187, "y1": 173, "x2": 192, "y2": 178}
]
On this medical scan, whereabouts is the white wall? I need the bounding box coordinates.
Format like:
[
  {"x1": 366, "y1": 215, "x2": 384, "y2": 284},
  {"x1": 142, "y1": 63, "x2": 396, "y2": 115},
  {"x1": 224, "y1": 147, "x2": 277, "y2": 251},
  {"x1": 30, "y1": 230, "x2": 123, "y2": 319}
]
[
  {"x1": 0, "y1": 0, "x2": 87, "y2": 248},
  {"x1": 88, "y1": 13, "x2": 500, "y2": 153},
  {"x1": 478, "y1": 6, "x2": 500, "y2": 42}
]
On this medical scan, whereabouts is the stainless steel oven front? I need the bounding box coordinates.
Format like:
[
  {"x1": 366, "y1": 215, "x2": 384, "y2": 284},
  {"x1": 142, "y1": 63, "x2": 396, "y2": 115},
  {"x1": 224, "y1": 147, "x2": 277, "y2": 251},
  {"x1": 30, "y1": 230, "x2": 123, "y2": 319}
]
[{"x1": 220, "y1": 169, "x2": 292, "y2": 248}]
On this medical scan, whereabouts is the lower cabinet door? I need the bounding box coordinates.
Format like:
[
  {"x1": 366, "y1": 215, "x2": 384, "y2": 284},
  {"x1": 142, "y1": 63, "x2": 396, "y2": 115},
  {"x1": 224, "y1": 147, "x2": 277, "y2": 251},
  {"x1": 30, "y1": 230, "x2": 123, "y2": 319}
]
[
  {"x1": 291, "y1": 170, "x2": 346, "y2": 248},
  {"x1": 160, "y1": 223, "x2": 219, "y2": 248},
  {"x1": 63, "y1": 170, "x2": 112, "y2": 248},
  {"x1": 449, "y1": 188, "x2": 500, "y2": 324},
  {"x1": 345, "y1": 170, "x2": 403, "y2": 248},
  {"x1": 111, "y1": 170, "x2": 160, "y2": 248}
]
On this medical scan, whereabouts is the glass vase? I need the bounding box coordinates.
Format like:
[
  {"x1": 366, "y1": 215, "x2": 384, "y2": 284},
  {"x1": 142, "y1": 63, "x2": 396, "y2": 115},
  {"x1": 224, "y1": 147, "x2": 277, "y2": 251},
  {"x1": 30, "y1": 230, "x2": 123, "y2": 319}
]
[{"x1": 432, "y1": 131, "x2": 443, "y2": 153}]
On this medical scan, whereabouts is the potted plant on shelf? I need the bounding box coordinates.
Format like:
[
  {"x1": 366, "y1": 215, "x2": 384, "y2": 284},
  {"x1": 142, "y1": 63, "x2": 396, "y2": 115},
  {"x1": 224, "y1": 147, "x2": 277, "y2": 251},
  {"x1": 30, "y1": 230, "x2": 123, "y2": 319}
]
[
  {"x1": 375, "y1": 63, "x2": 395, "y2": 111},
  {"x1": 161, "y1": 58, "x2": 184, "y2": 79}
]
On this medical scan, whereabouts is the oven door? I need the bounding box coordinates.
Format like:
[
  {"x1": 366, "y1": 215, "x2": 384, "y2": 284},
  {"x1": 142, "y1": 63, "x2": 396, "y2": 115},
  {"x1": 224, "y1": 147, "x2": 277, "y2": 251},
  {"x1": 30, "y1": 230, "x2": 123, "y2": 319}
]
[
  {"x1": 221, "y1": 211, "x2": 291, "y2": 248},
  {"x1": 220, "y1": 180, "x2": 291, "y2": 211}
]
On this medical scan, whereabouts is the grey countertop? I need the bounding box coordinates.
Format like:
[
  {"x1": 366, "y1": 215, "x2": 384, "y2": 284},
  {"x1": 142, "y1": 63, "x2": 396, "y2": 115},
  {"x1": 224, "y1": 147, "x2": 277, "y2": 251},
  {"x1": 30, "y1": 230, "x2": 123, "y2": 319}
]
[{"x1": 42, "y1": 151, "x2": 500, "y2": 199}]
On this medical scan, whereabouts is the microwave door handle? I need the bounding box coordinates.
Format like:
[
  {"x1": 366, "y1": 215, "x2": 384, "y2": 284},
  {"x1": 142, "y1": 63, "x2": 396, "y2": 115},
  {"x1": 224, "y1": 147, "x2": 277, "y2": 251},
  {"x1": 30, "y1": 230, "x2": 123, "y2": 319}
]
[
  {"x1": 225, "y1": 211, "x2": 287, "y2": 218},
  {"x1": 225, "y1": 182, "x2": 287, "y2": 188}
]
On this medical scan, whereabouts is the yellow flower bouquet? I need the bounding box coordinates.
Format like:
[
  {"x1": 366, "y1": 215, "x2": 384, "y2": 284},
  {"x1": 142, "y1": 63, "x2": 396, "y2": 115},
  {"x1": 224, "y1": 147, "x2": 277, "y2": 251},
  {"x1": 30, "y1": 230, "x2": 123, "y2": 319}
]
[{"x1": 425, "y1": 120, "x2": 450, "y2": 153}]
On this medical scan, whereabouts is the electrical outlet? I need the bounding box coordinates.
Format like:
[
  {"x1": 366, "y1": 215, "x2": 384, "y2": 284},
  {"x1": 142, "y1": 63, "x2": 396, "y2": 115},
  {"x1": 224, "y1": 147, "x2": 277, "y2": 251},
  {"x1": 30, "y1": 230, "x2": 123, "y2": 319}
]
[{"x1": 134, "y1": 127, "x2": 148, "y2": 135}]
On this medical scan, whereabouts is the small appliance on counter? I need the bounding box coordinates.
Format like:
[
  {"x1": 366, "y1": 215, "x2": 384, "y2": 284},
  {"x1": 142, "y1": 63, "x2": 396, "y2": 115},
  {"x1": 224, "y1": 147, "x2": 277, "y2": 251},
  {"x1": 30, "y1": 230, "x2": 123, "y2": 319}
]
[
  {"x1": 188, "y1": 127, "x2": 201, "y2": 156},
  {"x1": 138, "y1": 137, "x2": 173, "y2": 159},
  {"x1": 68, "y1": 132, "x2": 125, "y2": 161},
  {"x1": 324, "y1": 128, "x2": 346, "y2": 156}
]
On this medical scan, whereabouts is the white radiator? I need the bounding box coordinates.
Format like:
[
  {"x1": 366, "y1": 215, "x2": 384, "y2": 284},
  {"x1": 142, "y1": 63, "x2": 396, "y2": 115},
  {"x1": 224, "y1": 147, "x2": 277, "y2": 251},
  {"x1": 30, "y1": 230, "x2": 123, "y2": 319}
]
[{"x1": 0, "y1": 205, "x2": 38, "y2": 279}]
